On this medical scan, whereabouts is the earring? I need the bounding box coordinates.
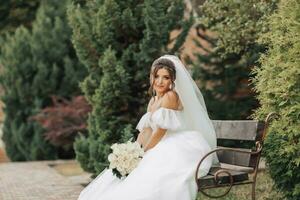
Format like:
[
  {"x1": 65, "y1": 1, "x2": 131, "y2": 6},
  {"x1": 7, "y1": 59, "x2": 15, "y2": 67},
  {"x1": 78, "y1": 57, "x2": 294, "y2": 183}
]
[{"x1": 170, "y1": 82, "x2": 175, "y2": 90}]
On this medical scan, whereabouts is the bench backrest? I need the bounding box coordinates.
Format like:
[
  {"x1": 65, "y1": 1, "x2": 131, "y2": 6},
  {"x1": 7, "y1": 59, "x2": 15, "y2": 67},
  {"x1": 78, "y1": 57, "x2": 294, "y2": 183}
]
[{"x1": 212, "y1": 120, "x2": 266, "y2": 168}]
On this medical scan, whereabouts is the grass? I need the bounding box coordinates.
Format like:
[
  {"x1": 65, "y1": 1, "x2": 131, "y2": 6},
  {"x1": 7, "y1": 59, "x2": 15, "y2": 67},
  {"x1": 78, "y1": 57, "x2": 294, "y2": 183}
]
[
  {"x1": 52, "y1": 161, "x2": 85, "y2": 176},
  {"x1": 196, "y1": 170, "x2": 285, "y2": 200}
]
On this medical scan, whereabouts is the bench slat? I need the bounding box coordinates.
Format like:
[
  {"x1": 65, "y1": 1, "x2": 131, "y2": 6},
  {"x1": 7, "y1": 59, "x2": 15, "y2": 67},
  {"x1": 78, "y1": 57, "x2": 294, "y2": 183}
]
[
  {"x1": 216, "y1": 148, "x2": 251, "y2": 167},
  {"x1": 198, "y1": 167, "x2": 249, "y2": 188},
  {"x1": 212, "y1": 120, "x2": 262, "y2": 141}
]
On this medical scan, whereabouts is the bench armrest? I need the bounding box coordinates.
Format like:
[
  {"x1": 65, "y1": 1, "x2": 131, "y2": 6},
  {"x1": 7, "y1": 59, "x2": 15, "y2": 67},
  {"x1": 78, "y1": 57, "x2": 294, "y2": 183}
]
[
  {"x1": 195, "y1": 144, "x2": 263, "y2": 198},
  {"x1": 195, "y1": 143, "x2": 263, "y2": 179}
]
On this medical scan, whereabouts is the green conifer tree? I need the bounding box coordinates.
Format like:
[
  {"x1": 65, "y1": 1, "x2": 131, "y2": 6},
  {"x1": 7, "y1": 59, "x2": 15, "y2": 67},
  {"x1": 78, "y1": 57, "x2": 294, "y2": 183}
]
[
  {"x1": 0, "y1": 0, "x2": 86, "y2": 161},
  {"x1": 0, "y1": 0, "x2": 41, "y2": 70},
  {"x1": 67, "y1": 0, "x2": 193, "y2": 174},
  {"x1": 252, "y1": 0, "x2": 300, "y2": 198},
  {"x1": 0, "y1": 0, "x2": 40, "y2": 35},
  {"x1": 190, "y1": 0, "x2": 277, "y2": 119}
]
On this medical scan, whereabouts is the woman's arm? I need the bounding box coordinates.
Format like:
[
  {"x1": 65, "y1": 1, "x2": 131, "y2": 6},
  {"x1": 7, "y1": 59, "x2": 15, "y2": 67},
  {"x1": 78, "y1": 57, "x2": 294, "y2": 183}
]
[
  {"x1": 136, "y1": 97, "x2": 155, "y2": 147},
  {"x1": 137, "y1": 127, "x2": 152, "y2": 148},
  {"x1": 143, "y1": 91, "x2": 179, "y2": 152},
  {"x1": 143, "y1": 128, "x2": 167, "y2": 152}
]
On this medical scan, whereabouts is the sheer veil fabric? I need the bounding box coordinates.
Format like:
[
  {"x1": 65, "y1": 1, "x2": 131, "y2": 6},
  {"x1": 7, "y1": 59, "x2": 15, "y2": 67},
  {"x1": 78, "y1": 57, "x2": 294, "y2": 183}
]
[{"x1": 158, "y1": 55, "x2": 218, "y2": 164}]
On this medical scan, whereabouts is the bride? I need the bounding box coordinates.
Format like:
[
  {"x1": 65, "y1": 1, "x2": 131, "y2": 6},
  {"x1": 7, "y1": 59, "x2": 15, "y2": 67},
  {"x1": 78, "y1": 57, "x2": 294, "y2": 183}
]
[{"x1": 78, "y1": 55, "x2": 217, "y2": 200}]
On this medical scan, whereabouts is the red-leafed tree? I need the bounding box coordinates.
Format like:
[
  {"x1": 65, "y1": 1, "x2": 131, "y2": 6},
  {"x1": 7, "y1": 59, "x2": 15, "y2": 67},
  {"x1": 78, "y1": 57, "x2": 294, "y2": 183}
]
[{"x1": 31, "y1": 95, "x2": 91, "y2": 157}]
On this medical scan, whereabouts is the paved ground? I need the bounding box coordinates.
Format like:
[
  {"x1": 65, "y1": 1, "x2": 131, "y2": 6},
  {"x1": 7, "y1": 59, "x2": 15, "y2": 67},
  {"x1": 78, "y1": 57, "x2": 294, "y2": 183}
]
[
  {"x1": 0, "y1": 158, "x2": 266, "y2": 200},
  {"x1": 0, "y1": 160, "x2": 91, "y2": 200}
]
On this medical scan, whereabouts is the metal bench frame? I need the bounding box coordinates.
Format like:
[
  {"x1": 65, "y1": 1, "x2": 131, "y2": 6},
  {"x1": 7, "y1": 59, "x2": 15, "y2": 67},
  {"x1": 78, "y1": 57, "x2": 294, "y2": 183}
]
[{"x1": 195, "y1": 113, "x2": 277, "y2": 200}]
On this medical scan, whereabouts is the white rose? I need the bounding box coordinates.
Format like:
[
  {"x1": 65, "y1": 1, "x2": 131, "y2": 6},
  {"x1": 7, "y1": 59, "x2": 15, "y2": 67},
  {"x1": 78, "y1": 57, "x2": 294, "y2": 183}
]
[{"x1": 108, "y1": 153, "x2": 117, "y2": 162}]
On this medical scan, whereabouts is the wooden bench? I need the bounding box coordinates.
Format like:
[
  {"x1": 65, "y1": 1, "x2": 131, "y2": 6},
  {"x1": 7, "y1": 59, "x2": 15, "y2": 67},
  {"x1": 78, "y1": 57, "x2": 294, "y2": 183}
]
[{"x1": 195, "y1": 113, "x2": 277, "y2": 200}]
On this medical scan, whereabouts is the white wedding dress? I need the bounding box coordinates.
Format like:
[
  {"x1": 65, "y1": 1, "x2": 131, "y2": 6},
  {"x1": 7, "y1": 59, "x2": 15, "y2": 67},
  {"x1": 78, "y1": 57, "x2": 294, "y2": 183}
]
[{"x1": 78, "y1": 106, "x2": 213, "y2": 200}]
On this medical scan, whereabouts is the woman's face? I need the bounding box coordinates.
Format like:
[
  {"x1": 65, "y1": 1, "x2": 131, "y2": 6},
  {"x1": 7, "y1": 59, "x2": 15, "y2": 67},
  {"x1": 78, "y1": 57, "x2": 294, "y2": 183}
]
[{"x1": 153, "y1": 68, "x2": 172, "y2": 94}]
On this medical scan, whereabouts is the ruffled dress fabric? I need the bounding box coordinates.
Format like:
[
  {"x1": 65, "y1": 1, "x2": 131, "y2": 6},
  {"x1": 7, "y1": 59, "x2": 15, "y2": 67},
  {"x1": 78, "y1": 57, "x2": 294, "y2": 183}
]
[{"x1": 78, "y1": 107, "x2": 213, "y2": 200}]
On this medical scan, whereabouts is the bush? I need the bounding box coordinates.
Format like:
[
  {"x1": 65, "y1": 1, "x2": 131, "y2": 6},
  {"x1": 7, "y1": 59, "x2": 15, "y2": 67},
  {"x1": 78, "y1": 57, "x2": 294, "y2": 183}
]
[
  {"x1": 252, "y1": 0, "x2": 300, "y2": 198},
  {"x1": 0, "y1": 0, "x2": 40, "y2": 35},
  {"x1": 190, "y1": 0, "x2": 277, "y2": 119},
  {"x1": 31, "y1": 96, "x2": 91, "y2": 155}
]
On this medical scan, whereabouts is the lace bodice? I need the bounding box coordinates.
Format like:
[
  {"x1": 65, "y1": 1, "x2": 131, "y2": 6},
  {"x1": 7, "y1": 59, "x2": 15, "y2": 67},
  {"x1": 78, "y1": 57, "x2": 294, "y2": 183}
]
[{"x1": 136, "y1": 107, "x2": 186, "y2": 133}]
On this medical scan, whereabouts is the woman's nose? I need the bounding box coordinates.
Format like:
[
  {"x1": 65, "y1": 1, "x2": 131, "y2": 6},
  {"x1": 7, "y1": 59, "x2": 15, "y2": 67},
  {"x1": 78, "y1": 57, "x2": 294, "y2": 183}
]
[{"x1": 158, "y1": 77, "x2": 163, "y2": 84}]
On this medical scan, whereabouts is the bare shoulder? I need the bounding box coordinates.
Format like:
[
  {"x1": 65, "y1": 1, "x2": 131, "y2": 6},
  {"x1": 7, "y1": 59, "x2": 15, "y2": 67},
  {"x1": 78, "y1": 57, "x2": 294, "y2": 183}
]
[{"x1": 161, "y1": 90, "x2": 179, "y2": 110}]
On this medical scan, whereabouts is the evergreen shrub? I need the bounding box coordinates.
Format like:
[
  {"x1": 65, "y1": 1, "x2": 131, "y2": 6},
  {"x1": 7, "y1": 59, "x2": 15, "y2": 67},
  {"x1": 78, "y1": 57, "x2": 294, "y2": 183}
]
[
  {"x1": 252, "y1": 0, "x2": 300, "y2": 198},
  {"x1": 191, "y1": 0, "x2": 277, "y2": 119}
]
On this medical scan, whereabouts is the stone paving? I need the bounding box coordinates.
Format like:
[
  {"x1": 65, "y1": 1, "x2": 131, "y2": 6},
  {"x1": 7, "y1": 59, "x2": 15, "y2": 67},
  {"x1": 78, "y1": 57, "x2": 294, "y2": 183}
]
[{"x1": 0, "y1": 160, "x2": 91, "y2": 200}]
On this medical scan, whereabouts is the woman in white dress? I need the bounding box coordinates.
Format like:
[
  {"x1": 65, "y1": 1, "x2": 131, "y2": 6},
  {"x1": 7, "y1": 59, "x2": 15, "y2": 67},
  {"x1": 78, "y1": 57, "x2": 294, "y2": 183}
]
[{"x1": 78, "y1": 55, "x2": 217, "y2": 200}]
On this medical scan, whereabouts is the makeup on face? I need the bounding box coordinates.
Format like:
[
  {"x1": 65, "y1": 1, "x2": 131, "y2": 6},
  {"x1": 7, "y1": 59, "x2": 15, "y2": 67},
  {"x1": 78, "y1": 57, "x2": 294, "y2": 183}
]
[{"x1": 154, "y1": 68, "x2": 172, "y2": 94}]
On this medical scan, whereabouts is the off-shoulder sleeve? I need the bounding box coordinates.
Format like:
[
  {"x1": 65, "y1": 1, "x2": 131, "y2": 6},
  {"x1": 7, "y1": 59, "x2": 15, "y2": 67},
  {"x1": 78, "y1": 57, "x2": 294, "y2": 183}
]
[
  {"x1": 136, "y1": 113, "x2": 151, "y2": 132},
  {"x1": 151, "y1": 107, "x2": 182, "y2": 130}
]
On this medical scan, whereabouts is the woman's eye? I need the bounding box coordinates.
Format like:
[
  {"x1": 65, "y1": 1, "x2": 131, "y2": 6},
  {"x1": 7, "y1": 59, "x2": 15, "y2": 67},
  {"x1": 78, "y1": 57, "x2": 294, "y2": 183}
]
[{"x1": 154, "y1": 75, "x2": 169, "y2": 79}]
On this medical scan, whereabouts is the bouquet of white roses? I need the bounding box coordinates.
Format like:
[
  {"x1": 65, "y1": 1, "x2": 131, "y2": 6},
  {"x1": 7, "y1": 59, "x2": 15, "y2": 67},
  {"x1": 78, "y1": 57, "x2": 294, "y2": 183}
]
[{"x1": 108, "y1": 140, "x2": 145, "y2": 179}]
